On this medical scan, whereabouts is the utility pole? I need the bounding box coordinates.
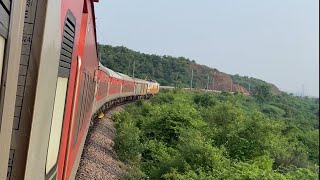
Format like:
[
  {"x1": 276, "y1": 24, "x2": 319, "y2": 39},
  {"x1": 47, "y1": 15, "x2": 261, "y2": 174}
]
[
  {"x1": 190, "y1": 69, "x2": 194, "y2": 90},
  {"x1": 175, "y1": 72, "x2": 179, "y2": 88},
  {"x1": 212, "y1": 76, "x2": 214, "y2": 90},
  {"x1": 132, "y1": 59, "x2": 136, "y2": 78},
  {"x1": 128, "y1": 61, "x2": 131, "y2": 76},
  {"x1": 206, "y1": 74, "x2": 210, "y2": 90}
]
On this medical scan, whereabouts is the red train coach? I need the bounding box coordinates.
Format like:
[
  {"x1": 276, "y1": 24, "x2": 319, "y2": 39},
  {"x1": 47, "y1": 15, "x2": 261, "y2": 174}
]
[
  {"x1": 95, "y1": 63, "x2": 110, "y2": 107},
  {"x1": 0, "y1": 0, "x2": 100, "y2": 179},
  {"x1": 0, "y1": 0, "x2": 160, "y2": 179},
  {"x1": 58, "y1": 1, "x2": 99, "y2": 179},
  {"x1": 105, "y1": 67, "x2": 123, "y2": 101},
  {"x1": 117, "y1": 72, "x2": 135, "y2": 98},
  {"x1": 94, "y1": 63, "x2": 124, "y2": 113}
]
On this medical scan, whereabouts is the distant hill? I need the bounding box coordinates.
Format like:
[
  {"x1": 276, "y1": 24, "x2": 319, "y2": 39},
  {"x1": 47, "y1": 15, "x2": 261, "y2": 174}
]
[
  {"x1": 98, "y1": 44, "x2": 281, "y2": 94},
  {"x1": 231, "y1": 74, "x2": 282, "y2": 95}
]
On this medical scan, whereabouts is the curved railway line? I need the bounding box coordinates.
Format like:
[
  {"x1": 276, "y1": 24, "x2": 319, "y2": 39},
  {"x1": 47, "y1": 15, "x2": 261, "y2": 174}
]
[
  {"x1": 76, "y1": 105, "x2": 128, "y2": 180},
  {"x1": 160, "y1": 86, "x2": 250, "y2": 96},
  {"x1": 76, "y1": 98, "x2": 150, "y2": 180}
]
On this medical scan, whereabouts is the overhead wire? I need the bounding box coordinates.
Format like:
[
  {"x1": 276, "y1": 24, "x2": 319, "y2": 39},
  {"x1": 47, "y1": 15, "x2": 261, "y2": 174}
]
[{"x1": 95, "y1": 18, "x2": 108, "y2": 44}]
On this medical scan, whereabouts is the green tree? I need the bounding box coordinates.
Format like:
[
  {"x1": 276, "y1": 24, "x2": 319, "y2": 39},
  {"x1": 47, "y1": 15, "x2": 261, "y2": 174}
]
[
  {"x1": 253, "y1": 84, "x2": 273, "y2": 103},
  {"x1": 113, "y1": 87, "x2": 319, "y2": 179}
]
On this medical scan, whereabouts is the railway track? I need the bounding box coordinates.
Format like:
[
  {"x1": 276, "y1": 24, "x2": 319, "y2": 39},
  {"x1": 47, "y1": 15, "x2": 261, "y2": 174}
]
[
  {"x1": 160, "y1": 86, "x2": 250, "y2": 95},
  {"x1": 75, "y1": 104, "x2": 129, "y2": 180},
  {"x1": 75, "y1": 97, "x2": 149, "y2": 180}
]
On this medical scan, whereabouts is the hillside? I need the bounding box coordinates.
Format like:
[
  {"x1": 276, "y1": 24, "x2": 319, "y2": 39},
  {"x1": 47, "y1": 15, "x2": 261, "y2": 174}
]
[
  {"x1": 98, "y1": 44, "x2": 281, "y2": 94},
  {"x1": 97, "y1": 44, "x2": 319, "y2": 179}
]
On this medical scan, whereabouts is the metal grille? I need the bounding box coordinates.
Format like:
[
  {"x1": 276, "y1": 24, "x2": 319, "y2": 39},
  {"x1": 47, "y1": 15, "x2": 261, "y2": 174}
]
[{"x1": 58, "y1": 17, "x2": 75, "y2": 78}]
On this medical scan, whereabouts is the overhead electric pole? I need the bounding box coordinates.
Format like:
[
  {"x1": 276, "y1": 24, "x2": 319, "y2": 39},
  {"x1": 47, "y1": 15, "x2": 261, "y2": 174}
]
[
  {"x1": 206, "y1": 74, "x2": 210, "y2": 90},
  {"x1": 190, "y1": 69, "x2": 194, "y2": 90},
  {"x1": 128, "y1": 61, "x2": 131, "y2": 75},
  {"x1": 175, "y1": 72, "x2": 179, "y2": 87},
  {"x1": 132, "y1": 59, "x2": 136, "y2": 78},
  {"x1": 212, "y1": 76, "x2": 214, "y2": 90}
]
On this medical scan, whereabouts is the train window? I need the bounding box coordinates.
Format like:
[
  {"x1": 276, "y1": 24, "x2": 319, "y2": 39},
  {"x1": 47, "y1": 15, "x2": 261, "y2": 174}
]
[
  {"x1": 46, "y1": 77, "x2": 68, "y2": 174},
  {"x1": 73, "y1": 72, "x2": 85, "y2": 147},
  {"x1": 45, "y1": 10, "x2": 75, "y2": 177},
  {"x1": 73, "y1": 72, "x2": 95, "y2": 147},
  {"x1": 80, "y1": 73, "x2": 88, "y2": 130}
]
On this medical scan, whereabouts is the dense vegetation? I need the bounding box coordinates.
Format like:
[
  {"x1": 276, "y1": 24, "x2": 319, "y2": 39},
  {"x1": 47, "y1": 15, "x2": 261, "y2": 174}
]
[
  {"x1": 113, "y1": 90, "x2": 319, "y2": 179},
  {"x1": 231, "y1": 74, "x2": 281, "y2": 95},
  {"x1": 98, "y1": 44, "x2": 282, "y2": 94},
  {"x1": 98, "y1": 44, "x2": 193, "y2": 86}
]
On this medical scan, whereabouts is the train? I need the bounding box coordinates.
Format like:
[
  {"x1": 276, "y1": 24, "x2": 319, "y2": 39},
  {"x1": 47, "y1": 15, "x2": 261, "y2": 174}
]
[{"x1": 0, "y1": 0, "x2": 159, "y2": 180}]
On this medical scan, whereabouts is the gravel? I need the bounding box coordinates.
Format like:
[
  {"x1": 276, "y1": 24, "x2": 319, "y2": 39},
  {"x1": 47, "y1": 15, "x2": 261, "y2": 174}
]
[{"x1": 76, "y1": 105, "x2": 128, "y2": 180}]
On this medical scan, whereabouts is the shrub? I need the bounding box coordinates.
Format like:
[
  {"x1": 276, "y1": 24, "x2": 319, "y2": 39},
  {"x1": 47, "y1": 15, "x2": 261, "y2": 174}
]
[
  {"x1": 193, "y1": 93, "x2": 216, "y2": 107},
  {"x1": 113, "y1": 90, "x2": 319, "y2": 179},
  {"x1": 114, "y1": 114, "x2": 142, "y2": 163}
]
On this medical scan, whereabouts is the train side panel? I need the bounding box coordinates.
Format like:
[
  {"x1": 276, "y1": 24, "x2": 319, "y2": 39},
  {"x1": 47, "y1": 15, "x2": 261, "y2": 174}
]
[
  {"x1": 141, "y1": 80, "x2": 150, "y2": 96},
  {"x1": 108, "y1": 72, "x2": 123, "y2": 101},
  {"x1": 57, "y1": 1, "x2": 84, "y2": 179},
  {"x1": 148, "y1": 82, "x2": 160, "y2": 95},
  {"x1": 118, "y1": 73, "x2": 135, "y2": 98},
  {"x1": 96, "y1": 69, "x2": 109, "y2": 102},
  {"x1": 68, "y1": 5, "x2": 99, "y2": 180},
  {"x1": 134, "y1": 79, "x2": 145, "y2": 96},
  {"x1": 134, "y1": 81, "x2": 141, "y2": 96},
  {"x1": 94, "y1": 68, "x2": 110, "y2": 112},
  {"x1": 58, "y1": 0, "x2": 99, "y2": 179}
]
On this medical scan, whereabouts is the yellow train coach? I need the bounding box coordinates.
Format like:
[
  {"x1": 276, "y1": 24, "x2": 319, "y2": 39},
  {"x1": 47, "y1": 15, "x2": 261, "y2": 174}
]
[{"x1": 147, "y1": 81, "x2": 160, "y2": 95}]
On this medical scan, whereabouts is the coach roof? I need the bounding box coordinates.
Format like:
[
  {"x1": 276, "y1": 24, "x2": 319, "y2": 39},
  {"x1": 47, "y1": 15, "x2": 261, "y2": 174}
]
[
  {"x1": 117, "y1": 72, "x2": 135, "y2": 82},
  {"x1": 98, "y1": 62, "x2": 123, "y2": 79}
]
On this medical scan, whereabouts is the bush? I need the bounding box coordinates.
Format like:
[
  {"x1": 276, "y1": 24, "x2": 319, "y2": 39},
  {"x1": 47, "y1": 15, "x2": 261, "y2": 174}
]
[
  {"x1": 261, "y1": 104, "x2": 286, "y2": 118},
  {"x1": 113, "y1": 90, "x2": 319, "y2": 179},
  {"x1": 193, "y1": 93, "x2": 216, "y2": 107},
  {"x1": 114, "y1": 113, "x2": 142, "y2": 163}
]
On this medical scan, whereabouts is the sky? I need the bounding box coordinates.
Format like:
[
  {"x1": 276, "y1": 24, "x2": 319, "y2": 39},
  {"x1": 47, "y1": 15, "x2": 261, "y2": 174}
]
[{"x1": 95, "y1": 0, "x2": 319, "y2": 97}]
